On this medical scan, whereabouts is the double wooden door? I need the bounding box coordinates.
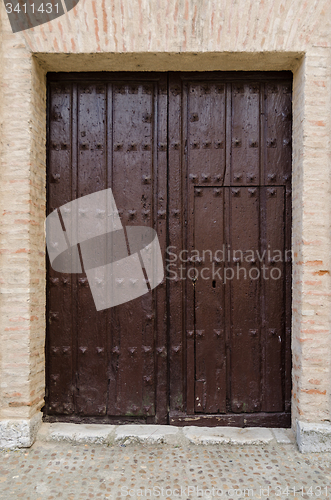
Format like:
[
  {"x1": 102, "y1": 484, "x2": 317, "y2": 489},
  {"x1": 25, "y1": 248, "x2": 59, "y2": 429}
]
[{"x1": 46, "y1": 72, "x2": 292, "y2": 426}]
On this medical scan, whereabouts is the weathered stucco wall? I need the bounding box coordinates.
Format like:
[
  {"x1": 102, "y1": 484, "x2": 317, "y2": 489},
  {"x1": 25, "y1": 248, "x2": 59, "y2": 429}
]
[{"x1": 0, "y1": 0, "x2": 331, "y2": 448}]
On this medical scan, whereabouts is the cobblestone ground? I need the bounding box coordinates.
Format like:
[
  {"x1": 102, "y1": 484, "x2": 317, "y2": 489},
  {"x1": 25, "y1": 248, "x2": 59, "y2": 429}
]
[{"x1": 0, "y1": 440, "x2": 330, "y2": 500}]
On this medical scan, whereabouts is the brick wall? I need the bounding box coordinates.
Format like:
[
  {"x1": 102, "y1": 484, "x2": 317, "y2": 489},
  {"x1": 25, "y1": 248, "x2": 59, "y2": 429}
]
[
  {"x1": 0, "y1": 15, "x2": 45, "y2": 421},
  {"x1": 0, "y1": 0, "x2": 330, "y2": 441},
  {"x1": 292, "y1": 49, "x2": 331, "y2": 424},
  {"x1": 0, "y1": 0, "x2": 4, "y2": 422}
]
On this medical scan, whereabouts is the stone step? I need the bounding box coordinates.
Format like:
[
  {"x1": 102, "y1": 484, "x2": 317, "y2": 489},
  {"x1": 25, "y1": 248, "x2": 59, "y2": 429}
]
[{"x1": 37, "y1": 423, "x2": 295, "y2": 447}]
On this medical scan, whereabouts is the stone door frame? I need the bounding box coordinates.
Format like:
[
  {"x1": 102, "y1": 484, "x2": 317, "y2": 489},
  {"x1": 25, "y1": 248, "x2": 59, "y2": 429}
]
[{"x1": 1, "y1": 51, "x2": 331, "y2": 452}]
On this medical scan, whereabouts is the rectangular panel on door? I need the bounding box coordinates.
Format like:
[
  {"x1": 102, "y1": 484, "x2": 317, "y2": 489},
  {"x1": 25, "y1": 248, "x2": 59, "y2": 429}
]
[{"x1": 185, "y1": 187, "x2": 286, "y2": 416}]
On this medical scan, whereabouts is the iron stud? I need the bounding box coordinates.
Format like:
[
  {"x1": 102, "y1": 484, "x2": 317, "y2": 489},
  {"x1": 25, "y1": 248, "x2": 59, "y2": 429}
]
[
  {"x1": 172, "y1": 345, "x2": 181, "y2": 353},
  {"x1": 170, "y1": 86, "x2": 180, "y2": 96},
  {"x1": 50, "y1": 173, "x2": 61, "y2": 183},
  {"x1": 189, "y1": 113, "x2": 199, "y2": 122},
  {"x1": 201, "y1": 173, "x2": 211, "y2": 182},
  {"x1": 267, "y1": 188, "x2": 276, "y2": 197},
  {"x1": 128, "y1": 143, "x2": 137, "y2": 151},
  {"x1": 142, "y1": 113, "x2": 152, "y2": 123},
  {"x1": 234, "y1": 173, "x2": 242, "y2": 181},
  {"x1": 142, "y1": 175, "x2": 151, "y2": 184},
  {"x1": 143, "y1": 376, "x2": 152, "y2": 385},
  {"x1": 157, "y1": 210, "x2": 166, "y2": 219},
  {"x1": 267, "y1": 138, "x2": 277, "y2": 148}
]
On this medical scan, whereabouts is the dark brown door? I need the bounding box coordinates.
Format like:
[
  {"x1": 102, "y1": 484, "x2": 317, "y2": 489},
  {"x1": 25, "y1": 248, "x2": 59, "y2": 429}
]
[{"x1": 46, "y1": 72, "x2": 292, "y2": 427}]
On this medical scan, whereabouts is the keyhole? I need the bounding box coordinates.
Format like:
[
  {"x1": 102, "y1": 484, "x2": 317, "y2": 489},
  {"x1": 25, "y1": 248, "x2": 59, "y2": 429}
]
[{"x1": 212, "y1": 280, "x2": 216, "y2": 289}]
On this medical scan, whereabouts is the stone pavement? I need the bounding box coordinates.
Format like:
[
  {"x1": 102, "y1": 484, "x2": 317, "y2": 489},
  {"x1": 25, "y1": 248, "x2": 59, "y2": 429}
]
[{"x1": 0, "y1": 424, "x2": 331, "y2": 500}]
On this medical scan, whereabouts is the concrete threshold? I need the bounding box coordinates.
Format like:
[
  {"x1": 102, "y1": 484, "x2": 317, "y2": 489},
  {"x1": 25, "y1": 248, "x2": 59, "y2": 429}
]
[{"x1": 37, "y1": 423, "x2": 295, "y2": 447}]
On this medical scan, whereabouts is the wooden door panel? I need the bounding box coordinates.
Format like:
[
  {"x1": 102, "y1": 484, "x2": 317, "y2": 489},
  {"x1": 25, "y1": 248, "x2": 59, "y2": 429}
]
[
  {"x1": 46, "y1": 74, "x2": 167, "y2": 421},
  {"x1": 47, "y1": 83, "x2": 75, "y2": 415},
  {"x1": 262, "y1": 186, "x2": 285, "y2": 412},
  {"x1": 187, "y1": 82, "x2": 226, "y2": 185},
  {"x1": 193, "y1": 188, "x2": 226, "y2": 413},
  {"x1": 75, "y1": 83, "x2": 109, "y2": 416},
  {"x1": 265, "y1": 82, "x2": 292, "y2": 186},
  {"x1": 228, "y1": 187, "x2": 261, "y2": 414},
  {"x1": 168, "y1": 74, "x2": 185, "y2": 415},
  {"x1": 46, "y1": 72, "x2": 292, "y2": 427},
  {"x1": 230, "y1": 82, "x2": 260, "y2": 186},
  {"x1": 109, "y1": 81, "x2": 155, "y2": 417},
  {"x1": 171, "y1": 72, "x2": 292, "y2": 425}
]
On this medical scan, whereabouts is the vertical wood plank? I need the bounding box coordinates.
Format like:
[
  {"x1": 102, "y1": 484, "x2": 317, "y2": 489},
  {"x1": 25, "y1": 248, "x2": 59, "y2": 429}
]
[
  {"x1": 154, "y1": 75, "x2": 168, "y2": 423},
  {"x1": 75, "y1": 82, "x2": 108, "y2": 416},
  {"x1": 285, "y1": 185, "x2": 292, "y2": 412},
  {"x1": 194, "y1": 188, "x2": 226, "y2": 413},
  {"x1": 168, "y1": 73, "x2": 185, "y2": 413},
  {"x1": 262, "y1": 186, "x2": 285, "y2": 411},
  {"x1": 109, "y1": 80, "x2": 155, "y2": 416},
  {"x1": 229, "y1": 187, "x2": 261, "y2": 413},
  {"x1": 231, "y1": 82, "x2": 260, "y2": 186},
  {"x1": 47, "y1": 83, "x2": 75, "y2": 415},
  {"x1": 265, "y1": 81, "x2": 292, "y2": 186}
]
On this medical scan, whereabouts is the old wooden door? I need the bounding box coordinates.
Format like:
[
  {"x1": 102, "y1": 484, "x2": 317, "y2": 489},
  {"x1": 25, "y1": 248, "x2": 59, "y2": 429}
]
[
  {"x1": 168, "y1": 73, "x2": 292, "y2": 427},
  {"x1": 46, "y1": 72, "x2": 292, "y2": 426},
  {"x1": 46, "y1": 73, "x2": 168, "y2": 423}
]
